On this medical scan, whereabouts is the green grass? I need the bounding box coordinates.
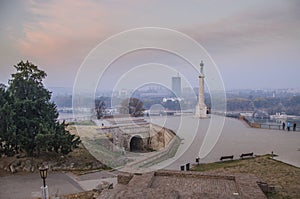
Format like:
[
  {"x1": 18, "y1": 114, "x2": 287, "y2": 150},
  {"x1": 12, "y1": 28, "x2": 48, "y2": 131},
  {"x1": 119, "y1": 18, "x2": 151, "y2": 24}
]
[
  {"x1": 192, "y1": 158, "x2": 244, "y2": 172},
  {"x1": 81, "y1": 137, "x2": 129, "y2": 168},
  {"x1": 68, "y1": 120, "x2": 96, "y2": 125}
]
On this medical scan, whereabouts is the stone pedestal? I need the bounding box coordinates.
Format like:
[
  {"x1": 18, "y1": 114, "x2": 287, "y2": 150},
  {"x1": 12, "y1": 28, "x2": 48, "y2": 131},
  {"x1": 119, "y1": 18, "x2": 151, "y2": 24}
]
[
  {"x1": 195, "y1": 103, "x2": 207, "y2": 118},
  {"x1": 40, "y1": 185, "x2": 49, "y2": 199}
]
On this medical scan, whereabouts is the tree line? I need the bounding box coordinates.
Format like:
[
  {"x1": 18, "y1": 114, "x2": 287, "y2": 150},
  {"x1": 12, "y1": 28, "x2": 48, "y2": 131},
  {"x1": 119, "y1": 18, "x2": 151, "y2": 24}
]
[
  {"x1": 0, "y1": 61, "x2": 80, "y2": 157},
  {"x1": 226, "y1": 96, "x2": 300, "y2": 115}
]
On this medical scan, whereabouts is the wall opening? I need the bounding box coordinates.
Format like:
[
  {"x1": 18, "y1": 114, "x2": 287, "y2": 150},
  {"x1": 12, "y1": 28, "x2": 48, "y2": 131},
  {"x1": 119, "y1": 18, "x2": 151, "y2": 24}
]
[{"x1": 130, "y1": 136, "x2": 144, "y2": 152}]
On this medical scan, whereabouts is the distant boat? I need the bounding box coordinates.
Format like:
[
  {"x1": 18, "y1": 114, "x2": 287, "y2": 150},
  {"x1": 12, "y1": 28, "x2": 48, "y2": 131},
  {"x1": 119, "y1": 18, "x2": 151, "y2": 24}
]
[{"x1": 270, "y1": 112, "x2": 288, "y2": 120}]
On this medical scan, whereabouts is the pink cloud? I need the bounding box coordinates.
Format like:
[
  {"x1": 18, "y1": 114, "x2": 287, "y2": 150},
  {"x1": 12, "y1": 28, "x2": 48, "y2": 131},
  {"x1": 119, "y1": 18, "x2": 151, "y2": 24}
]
[{"x1": 18, "y1": 0, "x2": 120, "y2": 63}]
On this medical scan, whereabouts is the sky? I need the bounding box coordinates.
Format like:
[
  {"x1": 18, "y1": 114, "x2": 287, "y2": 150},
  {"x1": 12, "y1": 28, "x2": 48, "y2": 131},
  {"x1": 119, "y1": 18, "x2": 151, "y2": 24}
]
[{"x1": 0, "y1": 0, "x2": 300, "y2": 91}]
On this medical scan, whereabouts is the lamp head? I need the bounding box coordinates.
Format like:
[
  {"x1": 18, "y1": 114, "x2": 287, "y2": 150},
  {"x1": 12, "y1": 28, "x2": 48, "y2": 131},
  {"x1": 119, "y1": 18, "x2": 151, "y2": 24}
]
[{"x1": 39, "y1": 166, "x2": 48, "y2": 179}]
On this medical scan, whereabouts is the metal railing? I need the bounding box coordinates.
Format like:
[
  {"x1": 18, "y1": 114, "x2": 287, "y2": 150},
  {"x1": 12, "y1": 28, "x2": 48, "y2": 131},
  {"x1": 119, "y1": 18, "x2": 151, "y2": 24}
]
[{"x1": 241, "y1": 117, "x2": 300, "y2": 132}]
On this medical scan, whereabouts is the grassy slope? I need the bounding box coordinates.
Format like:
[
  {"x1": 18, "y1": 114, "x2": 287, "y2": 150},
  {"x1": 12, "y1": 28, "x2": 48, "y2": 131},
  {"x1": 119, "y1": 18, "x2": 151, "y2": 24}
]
[{"x1": 192, "y1": 155, "x2": 300, "y2": 199}]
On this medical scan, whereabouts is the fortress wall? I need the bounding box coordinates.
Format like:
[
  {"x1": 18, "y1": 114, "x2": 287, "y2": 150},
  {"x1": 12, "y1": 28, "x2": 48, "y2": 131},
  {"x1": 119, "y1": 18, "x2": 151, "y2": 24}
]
[
  {"x1": 99, "y1": 123, "x2": 175, "y2": 151},
  {"x1": 149, "y1": 124, "x2": 175, "y2": 151}
]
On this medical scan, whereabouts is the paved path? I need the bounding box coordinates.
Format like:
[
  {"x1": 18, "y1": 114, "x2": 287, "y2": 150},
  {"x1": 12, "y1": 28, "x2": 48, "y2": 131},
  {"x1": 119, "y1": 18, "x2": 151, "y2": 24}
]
[
  {"x1": 147, "y1": 115, "x2": 300, "y2": 170},
  {"x1": 0, "y1": 171, "x2": 117, "y2": 199},
  {"x1": 0, "y1": 172, "x2": 82, "y2": 199}
]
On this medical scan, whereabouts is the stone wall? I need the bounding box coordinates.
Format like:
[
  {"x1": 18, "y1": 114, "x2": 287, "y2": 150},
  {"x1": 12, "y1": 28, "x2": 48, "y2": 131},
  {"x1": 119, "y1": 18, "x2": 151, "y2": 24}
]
[
  {"x1": 99, "y1": 123, "x2": 175, "y2": 152},
  {"x1": 148, "y1": 124, "x2": 175, "y2": 151},
  {"x1": 99, "y1": 170, "x2": 267, "y2": 199}
]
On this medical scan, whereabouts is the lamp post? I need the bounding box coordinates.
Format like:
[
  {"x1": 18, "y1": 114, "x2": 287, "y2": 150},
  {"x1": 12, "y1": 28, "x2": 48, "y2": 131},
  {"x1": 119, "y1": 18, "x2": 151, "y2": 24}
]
[
  {"x1": 196, "y1": 157, "x2": 200, "y2": 165},
  {"x1": 39, "y1": 166, "x2": 49, "y2": 199}
]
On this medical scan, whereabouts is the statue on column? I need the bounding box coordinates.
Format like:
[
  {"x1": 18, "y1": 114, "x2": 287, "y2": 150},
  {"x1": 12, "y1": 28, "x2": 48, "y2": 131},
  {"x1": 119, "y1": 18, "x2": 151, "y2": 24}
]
[
  {"x1": 195, "y1": 60, "x2": 207, "y2": 118},
  {"x1": 200, "y1": 60, "x2": 204, "y2": 75}
]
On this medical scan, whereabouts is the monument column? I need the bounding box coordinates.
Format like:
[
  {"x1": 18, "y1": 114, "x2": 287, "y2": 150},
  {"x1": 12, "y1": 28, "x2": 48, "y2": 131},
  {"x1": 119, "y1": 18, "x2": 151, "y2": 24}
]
[{"x1": 195, "y1": 61, "x2": 207, "y2": 118}]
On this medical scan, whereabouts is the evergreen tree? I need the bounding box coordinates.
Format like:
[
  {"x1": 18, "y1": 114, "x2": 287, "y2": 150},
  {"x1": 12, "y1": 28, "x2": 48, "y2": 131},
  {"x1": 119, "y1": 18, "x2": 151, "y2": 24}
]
[
  {"x1": 6, "y1": 61, "x2": 80, "y2": 156},
  {"x1": 0, "y1": 84, "x2": 16, "y2": 156}
]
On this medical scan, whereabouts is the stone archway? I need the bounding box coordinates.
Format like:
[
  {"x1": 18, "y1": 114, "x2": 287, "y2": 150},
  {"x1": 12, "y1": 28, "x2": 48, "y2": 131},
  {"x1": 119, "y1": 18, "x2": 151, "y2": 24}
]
[{"x1": 130, "y1": 136, "x2": 144, "y2": 152}]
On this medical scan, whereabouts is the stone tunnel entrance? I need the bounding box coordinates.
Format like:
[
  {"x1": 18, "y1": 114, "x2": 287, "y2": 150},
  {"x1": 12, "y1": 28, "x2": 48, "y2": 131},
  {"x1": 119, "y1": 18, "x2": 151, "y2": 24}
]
[{"x1": 130, "y1": 136, "x2": 144, "y2": 152}]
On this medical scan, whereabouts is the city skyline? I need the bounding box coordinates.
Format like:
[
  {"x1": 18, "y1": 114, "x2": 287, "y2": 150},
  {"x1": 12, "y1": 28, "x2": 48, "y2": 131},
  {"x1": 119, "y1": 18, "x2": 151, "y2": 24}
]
[{"x1": 1, "y1": 0, "x2": 300, "y2": 90}]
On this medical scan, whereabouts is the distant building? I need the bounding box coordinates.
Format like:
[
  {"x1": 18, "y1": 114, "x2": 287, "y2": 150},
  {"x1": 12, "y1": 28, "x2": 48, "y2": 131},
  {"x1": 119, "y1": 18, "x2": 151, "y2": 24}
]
[
  {"x1": 162, "y1": 97, "x2": 183, "y2": 102},
  {"x1": 114, "y1": 89, "x2": 132, "y2": 98},
  {"x1": 172, "y1": 75, "x2": 181, "y2": 97}
]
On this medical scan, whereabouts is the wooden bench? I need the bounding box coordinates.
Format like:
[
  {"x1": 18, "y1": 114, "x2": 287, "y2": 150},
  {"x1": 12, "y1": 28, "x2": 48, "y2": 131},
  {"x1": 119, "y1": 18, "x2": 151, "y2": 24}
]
[
  {"x1": 240, "y1": 152, "x2": 254, "y2": 159},
  {"x1": 220, "y1": 155, "x2": 234, "y2": 161}
]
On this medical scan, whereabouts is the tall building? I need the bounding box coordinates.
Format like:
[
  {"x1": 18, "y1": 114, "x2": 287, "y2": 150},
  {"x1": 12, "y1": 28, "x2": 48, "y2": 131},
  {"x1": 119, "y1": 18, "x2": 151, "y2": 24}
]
[
  {"x1": 195, "y1": 61, "x2": 207, "y2": 118},
  {"x1": 172, "y1": 75, "x2": 181, "y2": 97}
]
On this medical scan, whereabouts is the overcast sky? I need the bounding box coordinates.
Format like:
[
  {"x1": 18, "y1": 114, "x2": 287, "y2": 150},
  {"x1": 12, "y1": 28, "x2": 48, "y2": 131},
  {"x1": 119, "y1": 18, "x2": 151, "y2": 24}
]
[{"x1": 0, "y1": 0, "x2": 300, "y2": 90}]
